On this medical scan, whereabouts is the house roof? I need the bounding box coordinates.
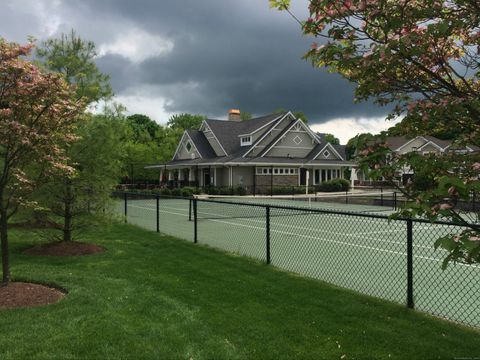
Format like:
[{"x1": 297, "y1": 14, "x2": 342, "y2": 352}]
[
  {"x1": 186, "y1": 129, "x2": 217, "y2": 158},
  {"x1": 204, "y1": 113, "x2": 285, "y2": 156}
]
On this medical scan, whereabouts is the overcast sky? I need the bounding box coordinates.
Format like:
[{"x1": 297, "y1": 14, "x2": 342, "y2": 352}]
[{"x1": 1, "y1": 0, "x2": 399, "y2": 143}]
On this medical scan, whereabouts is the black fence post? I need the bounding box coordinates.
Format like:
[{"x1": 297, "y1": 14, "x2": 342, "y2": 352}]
[
  {"x1": 189, "y1": 198, "x2": 192, "y2": 221},
  {"x1": 156, "y1": 195, "x2": 160, "y2": 233},
  {"x1": 407, "y1": 218, "x2": 414, "y2": 309},
  {"x1": 266, "y1": 206, "x2": 271, "y2": 264},
  {"x1": 124, "y1": 192, "x2": 128, "y2": 223},
  {"x1": 193, "y1": 198, "x2": 198, "y2": 244},
  {"x1": 393, "y1": 192, "x2": 397, "y2": 211},
  {"x1": 380, "y1": 187, "x2": 384, "y2": 206}
]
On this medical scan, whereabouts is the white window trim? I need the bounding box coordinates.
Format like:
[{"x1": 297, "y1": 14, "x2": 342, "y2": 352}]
[
  {"x1": 240, "y1": 136, "x2": 252, "y2": 146},
  {"x1": 255, "y1": 167, "x2": 299, "y2": 176}
]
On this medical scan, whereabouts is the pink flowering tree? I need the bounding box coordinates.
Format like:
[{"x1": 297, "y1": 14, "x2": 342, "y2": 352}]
[
  {"x1": 271, "y1": 0, "x2": 480, "y2": 267},
  {"x1": 0, "y1": 39, "x2": 84, "y2": 285}
]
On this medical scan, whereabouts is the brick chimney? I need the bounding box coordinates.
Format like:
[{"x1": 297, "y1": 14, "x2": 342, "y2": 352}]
[{"x1": 228, "y1": 109, "x2": 241, "y2": 121}]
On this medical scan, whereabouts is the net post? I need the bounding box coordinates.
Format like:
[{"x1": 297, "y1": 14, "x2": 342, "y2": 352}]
[
  {"x1": 407, "y1": 218, "x2": 414, "y2": 309},
  {"x1": 266, "y1": 206, "x2": 271, "y2": 264},
  {"x1": 124, "y1": 192, "x2": 128, "y2": 223},
  {"x1": 193, "y1": 198, "x2": 198, "y2": 244},
  {"x1": 156, "y1": 195, "x2": 160, "y2": 233},
  {"x1": 394, "y1": 192, "x2": 397, "y2": 211},
  {"x1": 345, "y1": 190, "x2": 348, "y2": 204}
]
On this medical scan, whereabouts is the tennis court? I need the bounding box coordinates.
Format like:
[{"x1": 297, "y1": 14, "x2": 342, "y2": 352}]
[{"x1": 113, "y1": 194, "x2": 480, "y2": 328}]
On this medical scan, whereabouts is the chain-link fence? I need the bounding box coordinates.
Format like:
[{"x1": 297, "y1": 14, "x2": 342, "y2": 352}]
[{"x1": 112, "y1": 191, "x2": 480, "y2": 328}]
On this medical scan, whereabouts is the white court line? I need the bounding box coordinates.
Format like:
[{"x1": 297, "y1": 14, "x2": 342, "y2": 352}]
[{"x1": 128, "y1": 204, "x2": 434, "y2": 251}]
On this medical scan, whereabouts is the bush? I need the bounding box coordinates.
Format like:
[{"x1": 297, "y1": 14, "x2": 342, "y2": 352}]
[
  {"x1": 234, "y1": 186, "x2": 247, "y2": 196},
  {"x1": 181, "y1": 187, "x2": 197, "y2": 197},
  {"x1": 171, "y1": 188, "x2": 182, "y2": 197},
  {"x1": 316, "y1": 179, "x2": 350, "y2": 192},
  {"x1": 160, "y1": 188, "x2": 172, "y2": 196}
]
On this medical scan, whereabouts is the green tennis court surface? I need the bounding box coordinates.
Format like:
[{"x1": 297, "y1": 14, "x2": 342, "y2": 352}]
[{"x1": 114, "y1": 197, "x2": 480, "y2": 328}]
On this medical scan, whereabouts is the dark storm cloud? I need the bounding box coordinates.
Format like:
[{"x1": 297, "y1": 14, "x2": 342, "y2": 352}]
[{"x1": 1, "y1": 0, "x2": 389, "y2": 123}]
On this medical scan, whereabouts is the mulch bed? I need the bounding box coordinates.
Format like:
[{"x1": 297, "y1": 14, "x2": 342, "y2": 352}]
[
  {"x1": 0, "y1": 282, "x2": 65, "y2": 309},
  {"x1": 24, "y1": 241, "x2": 105, "y2": 256}
]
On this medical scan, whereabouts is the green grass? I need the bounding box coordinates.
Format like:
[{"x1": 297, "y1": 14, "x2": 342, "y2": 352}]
[{"x1": 1, "y1": 223, "x2": 479, "y2": 360}]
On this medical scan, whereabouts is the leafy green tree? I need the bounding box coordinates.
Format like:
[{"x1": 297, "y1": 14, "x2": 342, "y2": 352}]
[
  {"x1": 270, "y1": 0, "x2": 480, "y2": 266},
  {"x1": 39, "y1": 113, "x2": 126, "y2": 241},
  {"x1": 126, "y1": 114, "x2": 161, "y2": 141},
  {"x1": 167, "y1": 113, "x2": 205, "y2": 131},
  {"x1": 324, "y1": 133, "x2": 340, "y2": 145},
  {"x1": 36, "y1": 31, "x2": 115, "y2": 242},
  {"x1": 36, "y1": 29, "x2": 112, "y2": 103}
]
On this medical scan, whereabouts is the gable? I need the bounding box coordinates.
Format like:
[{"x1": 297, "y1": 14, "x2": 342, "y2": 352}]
[
  {"x1": 395, "y1": 137, "x2": 428, "y2": 153},
  {"x1": 244, "y1": 113, "x2": 296, "y2": 158},
  {"x1": 173, "y1": 132, "x2": 201, "y2": 160},
  {"x1": 261, "y1": 120, "x2": 319, "y2": 158},
  {"x1": 311, "y1": 143, "x2": 344, "y2": 161}
]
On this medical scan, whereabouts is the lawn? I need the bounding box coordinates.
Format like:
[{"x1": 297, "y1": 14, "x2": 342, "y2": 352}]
[{"x1": 1, "y1": 222, "x2": 479, "y2": 360}]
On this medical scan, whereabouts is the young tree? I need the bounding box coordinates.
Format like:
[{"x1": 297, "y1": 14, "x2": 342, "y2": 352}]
[
  {"x1": 36, "y1": 31, "x2": 115, "y2": 242},
  {"x1": 0, "y1": 39, "x2": 84, "y2": 284},
  {"x1": 36, "y1": 29, "x2": 112, "y2": 103},
  {"x1": 39, "y1": 112, "x2": 126, "y2": 241},
  {"x1": 271, "y1": 0, "x2": 480, "y2": 266},
  {"x1": 324, "y1": 133, "x2": 340, "y2": 145}
]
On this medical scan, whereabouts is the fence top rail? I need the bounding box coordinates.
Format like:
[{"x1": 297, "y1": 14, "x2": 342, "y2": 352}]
[{"x1": 113, "y1": 190, "x2": 473, "y2": 227}]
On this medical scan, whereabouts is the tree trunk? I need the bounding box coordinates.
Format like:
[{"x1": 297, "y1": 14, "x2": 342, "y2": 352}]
[
  {"x1": 63, "y1": 182, "x2": 73, "y2": 242},
  {"x1": 1, "y1": 207, "x2": 10, "y2": 286}
]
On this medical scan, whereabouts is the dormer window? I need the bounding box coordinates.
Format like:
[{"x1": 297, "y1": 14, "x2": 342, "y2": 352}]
[{"x1": 241, "y1": 136, "x2": 252, "y2": 146}]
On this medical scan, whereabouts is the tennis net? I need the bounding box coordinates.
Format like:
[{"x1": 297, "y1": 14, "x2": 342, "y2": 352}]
[{"x1": 192, "y1": 191, "x2": 397, "y2": 220}]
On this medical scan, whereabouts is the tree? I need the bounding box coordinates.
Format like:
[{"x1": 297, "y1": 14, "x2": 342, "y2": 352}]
[
  {"x1": 39, "y1": 112, "x2": 125, "y2": 241},
  {"x1": 324, "y1": 133, "x2": 340, "y2": 145},
  {"x1": 126, "y1": 114, "x2": 161, "y2": 141},
  {"x1": 271, "y1": 0, "x2": 480, "y2": 267},
  {"x1": 240, "y1": 111, "x2": 252, "y2": 121},
  {"x1": 36, "y1": 29, "x2": 112, "y2": 103},
  {"x1": 36, "y1": 31, "x2": 114, "y2": 242},
  {"x1": 0, "y1": 39, "x2": 84, "y2": 284},
  {"x1": 167, "y1": 113, "x2": 205, "y2": 131}
]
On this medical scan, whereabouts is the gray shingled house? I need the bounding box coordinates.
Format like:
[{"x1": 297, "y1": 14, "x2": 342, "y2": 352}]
[{"x1": 149, "y1": 110, "x2": 355, "y2": 192}]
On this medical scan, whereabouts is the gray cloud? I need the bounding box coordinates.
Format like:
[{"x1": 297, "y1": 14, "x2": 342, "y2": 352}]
[{"x1": 1, "y1": 0, "x2": 390, "y2": 124}]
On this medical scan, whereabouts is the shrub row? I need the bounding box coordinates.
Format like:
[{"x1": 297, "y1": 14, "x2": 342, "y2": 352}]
[{"x1": 315, "y1": 179, "x2": 350, "y2": 192}]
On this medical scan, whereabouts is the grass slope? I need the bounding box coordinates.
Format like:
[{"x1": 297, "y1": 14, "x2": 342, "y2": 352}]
[{"x1": 0, "y1": 223, "x2": 479, "y2": 359}]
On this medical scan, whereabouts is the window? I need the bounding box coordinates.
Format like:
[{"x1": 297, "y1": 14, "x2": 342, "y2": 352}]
[
  {"x1": 293, "y1": 135, "x2": 302, "y2": 145},
  {"x1": 256, "y1": 168, "x2": 299, "y2": 176},
  {"x1": 186, "y1": 141, "x2": 192, "y2": 152},
  {"x1": 323, "y1": 150, "x2": 330, "y2": 158},
  {"x1": 241, "y1": 136, "x2": 252, "y2": 146}
]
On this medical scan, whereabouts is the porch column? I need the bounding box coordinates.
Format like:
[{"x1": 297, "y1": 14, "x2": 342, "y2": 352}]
[
  {"x1": 213, "y1": 167, "x2": 217, "y2": 186},
  {"x1": 159, "y1": 169, "x2": 164, "y2": 184},
  {"x1": 178, "y1": 169, "x2": 184, "y2": 181},
  {"x1": 189, "y1": 167, "x2": 194, "y2": 182},
  {"x1": 350, "y1": 168, "x2": 358, "y2": 189},
  {"x1": 168, "y1": 170, "x2": 173, "y2": 181}
]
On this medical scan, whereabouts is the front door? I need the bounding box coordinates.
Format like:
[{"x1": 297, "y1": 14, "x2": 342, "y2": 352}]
[
  {"x1": 300, "y1": 168, "x2": 307, "y2": 185},
  {"x1": 203, "y1": 169, "x2": 211, "y2": 186}
]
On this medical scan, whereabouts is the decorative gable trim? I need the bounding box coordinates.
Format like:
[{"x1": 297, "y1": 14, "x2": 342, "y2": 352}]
[
  {"x1": 394, "y1": 136, "x2": 429, "y2": 152},
  {"x1": 242, "y1": 112, "x2": 295, "y2": 158},
  {"x1": 261, "y1": 119, "x2": 320, "y2": 157},
  {"x1": 311, "y1": 143, "x2": 344, "y2": 161},
  {"x1": 172, "y1": 131, "x2": 203, "y2": 160},
  {"x1": 417, "y1": 140, "x2": 445, "y2": 152},
  {"x1": 200, "y1": 120, "x2": 228, "y2": 156}
]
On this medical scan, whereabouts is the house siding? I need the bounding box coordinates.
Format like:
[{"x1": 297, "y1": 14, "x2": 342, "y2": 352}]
[{"x1": 247, "y1": 116, "x2": 293, "y2": 157}]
